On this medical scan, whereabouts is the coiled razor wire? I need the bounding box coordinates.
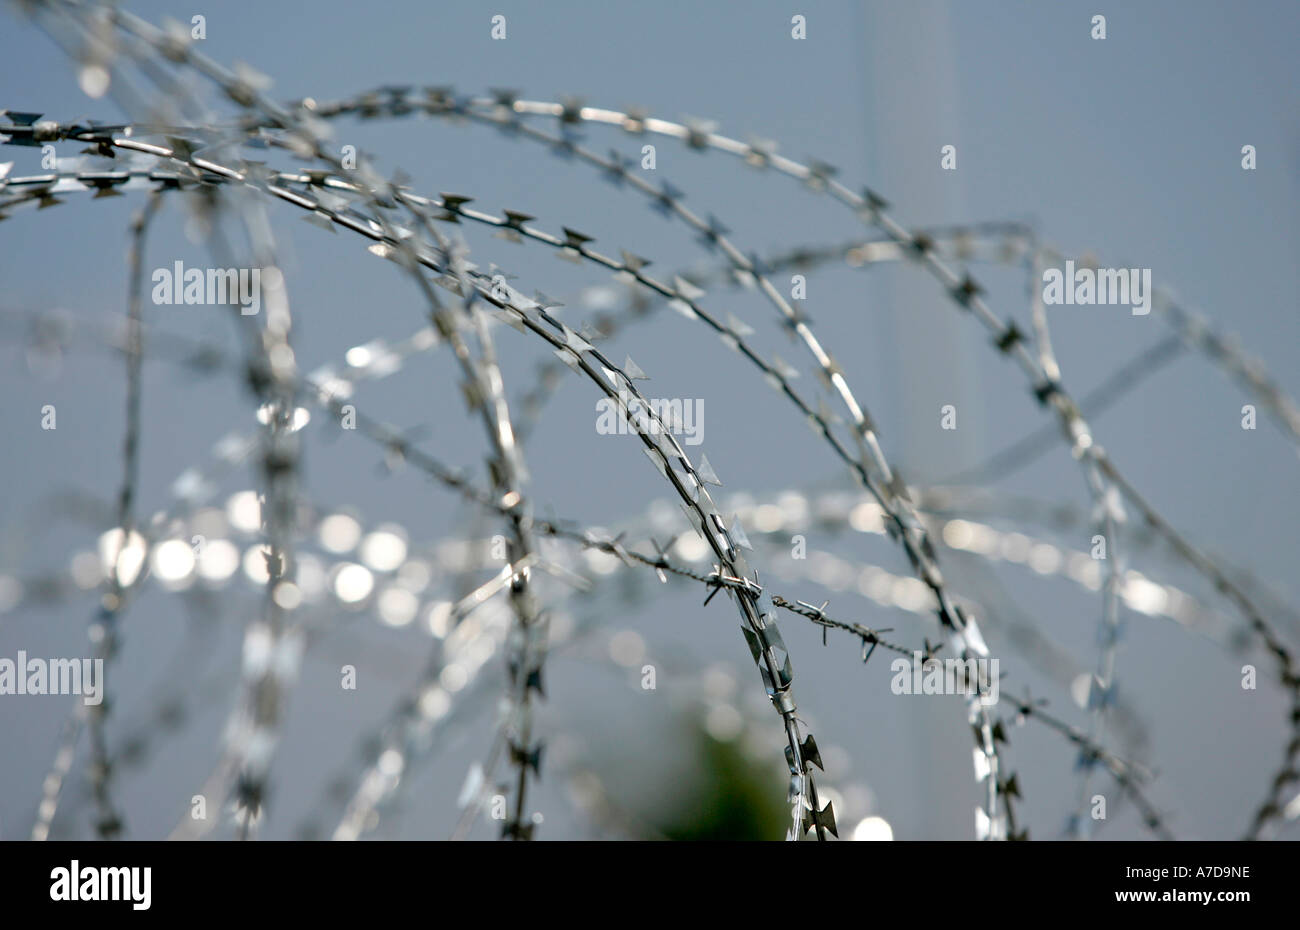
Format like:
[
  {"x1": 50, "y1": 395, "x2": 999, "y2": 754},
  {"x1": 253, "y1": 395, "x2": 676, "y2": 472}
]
[{"x1": 1, "y1": 0, "x2": 1296, "y2": 839}]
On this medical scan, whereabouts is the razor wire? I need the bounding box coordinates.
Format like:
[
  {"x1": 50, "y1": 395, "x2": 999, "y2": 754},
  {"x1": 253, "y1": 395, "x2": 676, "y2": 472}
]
[{"x1": 2, "y1": 2, "x2": 1296, "y2": 840}]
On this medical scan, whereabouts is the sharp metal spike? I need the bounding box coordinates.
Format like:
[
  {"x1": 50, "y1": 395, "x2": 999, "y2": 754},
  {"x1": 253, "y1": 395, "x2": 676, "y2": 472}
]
[
  {"x1": 729, "y1": 514, "x2": 753, "y2": 551},
  {"x1": 802, "y1": 799, "x2": 837, "y2": 838},
  {"x1": 301, "y1": 211, "x2": 336, "y2": 232},
  {"x1": 672, "y1": 275, "x2": 705, "y2": 301},
  {"x1": 0, "y1": 111, "x2": 44, "y2": 126},
  {"x1": 533, "y1": 290, "x2": 565, "y2": 310},
  {"x1": 502, "y1": 209, "x2": 534, "y2": 229},
  {"x1": 619, "y1": 249, "x2": 651, "y2": 273},
  {"x1": 561, "y1": 227, "x2": 594, "y2": 249},
  {"x1": 622, "y1": 355, "x2": 648, "y2": 380},
  {"x1": 725, "y1": 312, "x2": 755, "y2": 338},
  {"x1": 770, "y1": 353, "x2": 800, "y2": 380}
]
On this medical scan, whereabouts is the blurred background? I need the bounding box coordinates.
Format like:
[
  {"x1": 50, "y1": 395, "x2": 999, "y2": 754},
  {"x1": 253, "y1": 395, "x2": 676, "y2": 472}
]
[{"x1": 0, "y1": 0, "x2": 1297, "y2": 840}]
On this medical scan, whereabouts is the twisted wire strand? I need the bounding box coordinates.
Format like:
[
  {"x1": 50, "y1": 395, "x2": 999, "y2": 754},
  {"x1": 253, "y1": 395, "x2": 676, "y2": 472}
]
[
  {"x1": 1016, "y1": 238, "x2": 1127, "y2": 840},
  {"x1": 85, "y1": 187, "x2": 164, "y2": 839}
]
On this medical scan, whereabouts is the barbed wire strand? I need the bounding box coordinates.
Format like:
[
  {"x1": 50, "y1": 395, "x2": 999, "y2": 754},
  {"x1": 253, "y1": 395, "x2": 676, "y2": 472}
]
[{"x1": 85, "y1": 187, "x2": 164, "y2": 839}]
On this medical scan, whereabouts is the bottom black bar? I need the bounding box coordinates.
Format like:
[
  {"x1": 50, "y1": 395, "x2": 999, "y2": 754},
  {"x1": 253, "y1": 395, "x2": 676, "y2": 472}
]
[{"x1": 0, "y1": 840, "x2": 1284, "y2": 917}]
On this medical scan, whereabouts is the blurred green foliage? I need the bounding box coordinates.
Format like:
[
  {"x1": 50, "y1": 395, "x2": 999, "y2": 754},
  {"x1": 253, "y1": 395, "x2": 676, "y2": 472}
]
[{"x1": 649, "y1": 724, "x2": 788, "y2": 841}]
